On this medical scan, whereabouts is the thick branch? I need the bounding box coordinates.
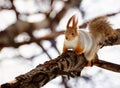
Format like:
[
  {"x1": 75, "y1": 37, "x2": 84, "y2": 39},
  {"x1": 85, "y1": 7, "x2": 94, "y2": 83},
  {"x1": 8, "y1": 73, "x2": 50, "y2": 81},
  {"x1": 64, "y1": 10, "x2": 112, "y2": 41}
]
[
  {"x1": 1, "y1": 51, "x2": 120, "y2": 88},
  {"x1": 0, "y1": 51, "x2": 87, "y2": 88}
]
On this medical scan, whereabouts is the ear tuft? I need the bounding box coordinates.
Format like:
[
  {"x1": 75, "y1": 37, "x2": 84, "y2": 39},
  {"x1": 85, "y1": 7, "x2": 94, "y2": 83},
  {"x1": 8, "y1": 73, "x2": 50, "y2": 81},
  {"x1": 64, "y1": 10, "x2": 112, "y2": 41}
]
[{"x1": 67, "y1": 15, "x2": 78, "y2": 29}]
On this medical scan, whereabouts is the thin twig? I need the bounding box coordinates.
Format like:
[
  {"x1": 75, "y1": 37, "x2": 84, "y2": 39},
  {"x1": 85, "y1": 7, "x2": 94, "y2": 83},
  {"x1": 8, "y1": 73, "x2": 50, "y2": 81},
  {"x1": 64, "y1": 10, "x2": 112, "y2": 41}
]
[
  {"x1": 93, "y1": 59, "x2": 120, "y2": 72},
  {"x1": 0, "y1": 31, "x2": 64, "y2": 48},
  {"x1": 79, "y1": 11, "x2": 120, "y2": 29}
]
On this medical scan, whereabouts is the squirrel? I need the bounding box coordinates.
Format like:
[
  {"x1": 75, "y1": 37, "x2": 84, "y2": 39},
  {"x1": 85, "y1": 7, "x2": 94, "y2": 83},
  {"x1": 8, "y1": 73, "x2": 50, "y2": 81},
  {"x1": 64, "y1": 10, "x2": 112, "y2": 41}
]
[{"x1": 63, "y1": 15, "x2": 117, "y2": 66}]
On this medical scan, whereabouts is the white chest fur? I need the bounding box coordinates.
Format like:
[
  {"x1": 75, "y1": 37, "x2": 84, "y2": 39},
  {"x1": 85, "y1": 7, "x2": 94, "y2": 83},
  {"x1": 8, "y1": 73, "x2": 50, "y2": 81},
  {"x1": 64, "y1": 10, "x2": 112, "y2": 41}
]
[
  {"x1": 78, "y1": 30, "x2": 93, "y2": 52},
  {"x1": 64, "y1": 36, "x2": 79, "y2": 49},
  {"x1": 78, "y1": 30, "x2": 98, "y2": 61},
  {"x1": 64, "y1": 30, "x2": 97, "y2": 61}
]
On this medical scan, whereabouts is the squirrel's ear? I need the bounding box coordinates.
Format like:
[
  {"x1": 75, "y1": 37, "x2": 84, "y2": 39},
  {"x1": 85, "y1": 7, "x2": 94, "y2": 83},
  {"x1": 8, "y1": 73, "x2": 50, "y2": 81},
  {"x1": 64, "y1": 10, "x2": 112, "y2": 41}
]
[
  {"x1": 72, "y1": 15, "x2": 75, "y2": 27},
  {"x1": 67, "y1": 15, "x2": 78, "y2": 29},
  {"x1": 74, "y1": 17, "x2": 78, "y2": 28},
  {"x1": 72, "y1": 15, "x2": 78, "y2": 29},
  {"x1": 67, "y1": 15, "x2": 74, "y2": 29}
]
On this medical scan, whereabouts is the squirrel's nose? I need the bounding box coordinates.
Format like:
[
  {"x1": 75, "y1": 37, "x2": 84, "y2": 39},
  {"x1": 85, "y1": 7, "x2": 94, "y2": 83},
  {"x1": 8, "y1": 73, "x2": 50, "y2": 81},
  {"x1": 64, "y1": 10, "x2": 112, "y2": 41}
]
[{"x1": 66, "y1": 36, "x2": 68, "y2": 40}]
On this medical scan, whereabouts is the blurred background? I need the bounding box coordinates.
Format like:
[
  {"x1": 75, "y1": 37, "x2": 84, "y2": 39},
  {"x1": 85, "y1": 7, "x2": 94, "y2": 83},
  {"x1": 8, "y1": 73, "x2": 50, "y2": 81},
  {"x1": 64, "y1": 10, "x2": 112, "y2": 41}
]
[{"x1": 0, "y1": 0, "x2": 120, "y2": 88}]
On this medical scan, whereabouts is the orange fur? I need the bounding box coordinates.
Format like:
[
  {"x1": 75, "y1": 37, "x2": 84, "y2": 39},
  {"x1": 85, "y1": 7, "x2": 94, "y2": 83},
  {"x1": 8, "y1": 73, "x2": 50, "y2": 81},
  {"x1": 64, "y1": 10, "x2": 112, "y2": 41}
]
[
  {"x1": 74, "y1": 43, "x2": 83, "y2": 55},
  {"x1": 86, "y1": 54, "x2": 98, "y2": 66},
  {"x1": 63, "y1": 44, "x2": 67, "y2": 53},
  {"x1": 86, "y1": 60, "x2": 92, "y2": 66},
  {"x1": 65, "y1": 15, "x2": 79, "y2": 41}
]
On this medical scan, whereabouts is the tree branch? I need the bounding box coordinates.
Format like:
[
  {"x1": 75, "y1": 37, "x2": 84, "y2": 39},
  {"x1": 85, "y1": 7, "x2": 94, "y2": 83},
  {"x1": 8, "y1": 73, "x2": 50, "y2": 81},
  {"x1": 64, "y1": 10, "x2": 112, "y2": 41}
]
[
  {"x1": 0, "y1": 51, "x2": 87, "y2": 88},
  {"x1": 1, "y1": 51, "x2": 120, "y2": 88},
  {"x1": 0, "y1": 31, "x2": 64, "y2": 48},
  {"x1": 93, "y1": 59, "x2": 120, "y2": 72},
  {"x1": 79, "y1": 11, "x2": 120, "y2": 29}
]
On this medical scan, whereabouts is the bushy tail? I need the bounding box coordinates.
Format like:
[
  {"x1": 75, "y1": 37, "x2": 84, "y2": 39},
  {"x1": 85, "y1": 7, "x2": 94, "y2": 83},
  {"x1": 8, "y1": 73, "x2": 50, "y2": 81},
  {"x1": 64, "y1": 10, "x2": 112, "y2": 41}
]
[{"x1": 88, "y1": 16, "x2": 114, "y2": 37}]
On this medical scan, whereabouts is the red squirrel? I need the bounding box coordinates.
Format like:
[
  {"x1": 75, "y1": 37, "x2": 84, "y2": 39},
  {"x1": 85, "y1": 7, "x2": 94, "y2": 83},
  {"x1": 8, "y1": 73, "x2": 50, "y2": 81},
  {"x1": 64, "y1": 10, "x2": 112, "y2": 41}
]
[{"x1": 63, "y1": 15, "x2": 117, "y2": 66}]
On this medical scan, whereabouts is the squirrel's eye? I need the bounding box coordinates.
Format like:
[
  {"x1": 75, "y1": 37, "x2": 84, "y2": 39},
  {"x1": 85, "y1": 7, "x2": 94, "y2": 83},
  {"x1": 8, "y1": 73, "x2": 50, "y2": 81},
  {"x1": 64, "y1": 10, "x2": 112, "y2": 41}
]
[{"x1": 72, "y1": 33, "x2": 74, "y2": 35}]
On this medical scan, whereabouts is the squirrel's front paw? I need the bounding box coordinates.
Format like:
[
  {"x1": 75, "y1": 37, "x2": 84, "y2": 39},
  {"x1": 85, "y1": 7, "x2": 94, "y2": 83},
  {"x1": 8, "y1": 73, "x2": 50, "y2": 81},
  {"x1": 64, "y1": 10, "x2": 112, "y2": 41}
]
[
  {"x1": 74, "y1": 47, "x2": 83, "y2": 55},
  {"x1": 75, "y1": 51, "x2": 83, "y2": 55}
]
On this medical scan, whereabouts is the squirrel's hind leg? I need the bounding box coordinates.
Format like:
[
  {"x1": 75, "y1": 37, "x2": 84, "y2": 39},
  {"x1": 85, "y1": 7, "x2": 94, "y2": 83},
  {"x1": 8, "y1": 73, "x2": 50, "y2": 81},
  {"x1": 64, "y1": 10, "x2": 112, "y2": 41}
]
[{"x1": 86, "y1": 53, "x2": 99, "y2": 66}]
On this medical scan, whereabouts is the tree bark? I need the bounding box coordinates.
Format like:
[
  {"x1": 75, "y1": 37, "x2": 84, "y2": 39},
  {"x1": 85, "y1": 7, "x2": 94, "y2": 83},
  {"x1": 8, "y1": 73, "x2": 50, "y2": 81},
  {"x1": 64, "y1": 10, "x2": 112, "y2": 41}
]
[{"x1": 0, "y1": 51, "x2": 87, "y2": 88}]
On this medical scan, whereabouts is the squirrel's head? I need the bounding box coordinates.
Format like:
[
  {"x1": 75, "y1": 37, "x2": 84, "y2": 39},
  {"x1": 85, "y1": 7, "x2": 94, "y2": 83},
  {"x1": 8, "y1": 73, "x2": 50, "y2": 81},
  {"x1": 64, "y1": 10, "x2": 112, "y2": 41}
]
[{"x1": 65, "y1": 15, "x2": 78, "y2": 40}]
